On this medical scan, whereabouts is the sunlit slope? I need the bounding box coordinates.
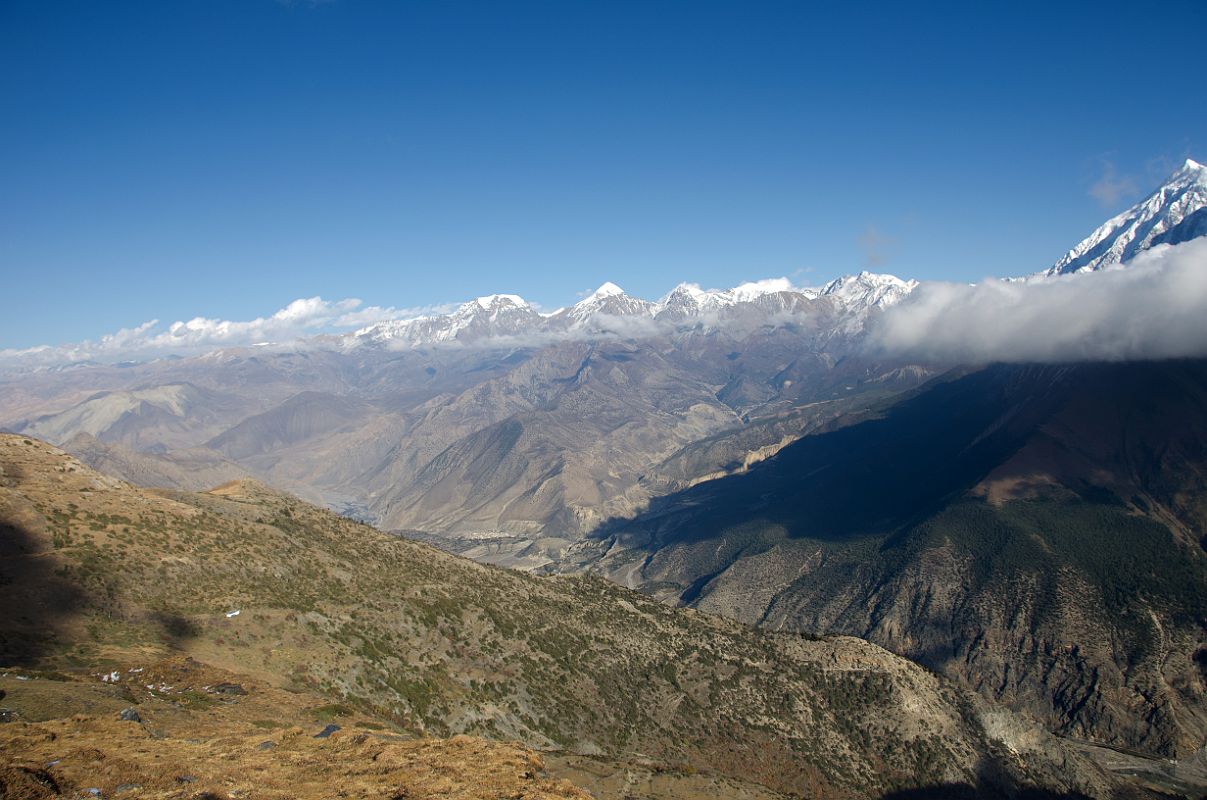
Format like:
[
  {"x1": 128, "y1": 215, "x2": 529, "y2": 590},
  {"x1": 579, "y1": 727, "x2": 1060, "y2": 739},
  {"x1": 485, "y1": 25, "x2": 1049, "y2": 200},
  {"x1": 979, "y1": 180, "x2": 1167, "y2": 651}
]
[{"x1": 0, "y1": 434, "x2": 1116, "y2": 799}]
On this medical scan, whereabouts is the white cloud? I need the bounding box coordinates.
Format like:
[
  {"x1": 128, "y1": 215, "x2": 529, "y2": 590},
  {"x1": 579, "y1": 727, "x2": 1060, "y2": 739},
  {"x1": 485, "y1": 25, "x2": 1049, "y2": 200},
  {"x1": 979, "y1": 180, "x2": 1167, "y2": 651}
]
[
  {"x1": 0, "y1": 297, "x2": 444, "y2": 368},
  {"x1": 868, "y1": 237, "x2": 1207, "y2": 363},
  {"x1": 729, "y1": 277, "x2": 796, "y2": 300},
  {"x1": 10, "y1": 245, "x2": 1207, "y2": 371},
  {"x1": 332, "y1": 302, "x2": 457, "y2": 329}
]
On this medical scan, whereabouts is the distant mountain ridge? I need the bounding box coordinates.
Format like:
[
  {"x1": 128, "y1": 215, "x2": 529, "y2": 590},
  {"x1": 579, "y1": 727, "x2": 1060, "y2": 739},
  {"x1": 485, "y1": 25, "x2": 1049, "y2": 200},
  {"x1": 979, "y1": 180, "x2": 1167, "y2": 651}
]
[
  {"x1": 347, "y1": 157, "x2": 1205, "y2": 354},
  {"x1": 4, "y1": 159, "x2": 1206, "y2": 547},
  {"x1": 347, "y1": 272, "x2": 915, "y2": 351},
  {"x1": 324, "y1": 161, "x2": 1200, "y2": 354},
  {"x1": 2, "y1": 160, "x2": 1202, "y2": 373},
  {"x1": 340, "y1": 160, "x2": 1207, "y2": 350}
]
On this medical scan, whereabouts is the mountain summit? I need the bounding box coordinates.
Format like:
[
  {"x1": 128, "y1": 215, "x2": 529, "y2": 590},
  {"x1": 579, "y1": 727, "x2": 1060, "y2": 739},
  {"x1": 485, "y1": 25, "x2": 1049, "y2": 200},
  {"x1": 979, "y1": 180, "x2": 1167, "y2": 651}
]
[
  {"x1": 1044, "y1": 157, "x2": 1207, "y2": 276},
  {"x1": 818, "y1": 271, "x2": 919, "y2": 310},
  {"x1": 558, "y1": 282, "x2": 656, "y2": 325},
  {"x1": 349, "y1": 274, "x2": 918, "y2": 350}
]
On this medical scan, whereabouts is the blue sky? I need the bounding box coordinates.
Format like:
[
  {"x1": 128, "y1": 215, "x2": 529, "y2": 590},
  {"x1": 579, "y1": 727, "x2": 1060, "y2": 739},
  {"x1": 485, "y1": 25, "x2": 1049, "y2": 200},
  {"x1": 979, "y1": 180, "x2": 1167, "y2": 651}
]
[{"x1": 2, "y1": 0, "x2": 1204, "y2": 349}]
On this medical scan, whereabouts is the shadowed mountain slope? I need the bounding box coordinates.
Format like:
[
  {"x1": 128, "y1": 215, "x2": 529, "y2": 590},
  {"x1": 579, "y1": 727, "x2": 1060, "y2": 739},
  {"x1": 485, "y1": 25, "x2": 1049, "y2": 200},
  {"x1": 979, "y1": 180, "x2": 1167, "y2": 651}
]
[{"x1": 570, "y1": 361, "x2": 1207, "y2": 761}]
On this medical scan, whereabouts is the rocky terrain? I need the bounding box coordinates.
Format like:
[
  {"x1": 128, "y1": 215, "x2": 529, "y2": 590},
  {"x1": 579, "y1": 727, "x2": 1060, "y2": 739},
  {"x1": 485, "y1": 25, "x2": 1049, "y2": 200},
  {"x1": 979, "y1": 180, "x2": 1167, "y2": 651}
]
[
  {"x1": 566, "y1": 361, "x2": 1207, "y2": 768},
  {"x1": 0, "y1": 434, "x2": 1134, "y2": 799},
  {"x1": 0, "y1": 318, "x2": 930, "y2": 565}
]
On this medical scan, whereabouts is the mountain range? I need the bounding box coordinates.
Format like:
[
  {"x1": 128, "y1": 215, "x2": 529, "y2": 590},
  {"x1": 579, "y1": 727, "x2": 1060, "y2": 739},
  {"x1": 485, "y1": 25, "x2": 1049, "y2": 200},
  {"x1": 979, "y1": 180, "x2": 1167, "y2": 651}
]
[
  {"x1": 1, "y1": 159, "x2": 1206, "y2": 796},
  {"x1": 0, "y1": 271, "x2": 933, "y2": 552},
  {"x1": 5, "y1": 160, "x2": 1204, "y2": 544},
  {"x1": 345, "y1": 271, "x2": 918, "y2": 353}
]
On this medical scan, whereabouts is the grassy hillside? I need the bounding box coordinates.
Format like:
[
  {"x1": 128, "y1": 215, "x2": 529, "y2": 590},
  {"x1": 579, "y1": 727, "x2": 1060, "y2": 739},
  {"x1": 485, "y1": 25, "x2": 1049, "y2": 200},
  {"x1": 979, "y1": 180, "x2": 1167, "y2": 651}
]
[{"x1": 0, "y1": 434, "x2": 1118, "y2": 799}]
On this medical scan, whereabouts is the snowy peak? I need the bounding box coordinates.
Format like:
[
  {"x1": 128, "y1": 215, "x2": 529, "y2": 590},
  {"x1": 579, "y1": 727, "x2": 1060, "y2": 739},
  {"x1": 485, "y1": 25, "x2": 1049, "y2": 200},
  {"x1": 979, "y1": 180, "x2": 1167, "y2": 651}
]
[
  {"x1": 451, "y1": 293, "x2": 537, "y2": 328},
  {"x1": 729, "y1": 277, "x2": 804, "y2": 302},
  {"x1": 656, "y1": 283, "x2": 706, "y2": 303},
  {"x1": 351, "y1": 272, "x2": 917, "y2": 349},
  {"x1": 819, "y1": 272, "x2": 919, "y2": 310},
  {"x1": 1045, "y1": 157, "x2": 1207, "y2": 276},
  {"x1": 559, "y1": 282, "x2": 656, "y2": 324},
  {"x1": 1175, "y1": 158, "x2": 1206, "y2": 179},
  {"x1": 354, "y1": 292, "x2": 539, "y2": 346},
  {"x1": 469, "y1": 294, "x2": 530, "y2": 312},
  {"x1": 654, "y1": 283, "x2": 727, "y2": 319},
  {"x1": 585, "y1": 282, "x2": 625, "y2": 300},
  {"x1": 652, "y1": 278, "x2": 814, "y2": 320}
]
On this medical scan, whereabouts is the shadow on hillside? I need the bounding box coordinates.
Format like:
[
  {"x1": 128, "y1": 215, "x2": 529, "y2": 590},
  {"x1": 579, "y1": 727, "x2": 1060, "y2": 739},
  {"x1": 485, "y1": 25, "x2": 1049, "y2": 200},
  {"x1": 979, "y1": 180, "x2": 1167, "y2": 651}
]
[
  {"x1": 879, "y1": 788, "x2": 1092, "y2": 800},
  {"x1": 589, "y1": 359, "x2": 1207, "y2": 564},
  {"x1": 0, "y1": 520, "x2": 87, "y2": 665},
  {"x1": 145, "y1": 609, "x2": 202, "y2": 648},
  {"x1": 0, "y1": 517, "x2": 201, "y2": 665},
  {"x1": 587, "y1": 364, "x2": 1066, "y2": 551}
]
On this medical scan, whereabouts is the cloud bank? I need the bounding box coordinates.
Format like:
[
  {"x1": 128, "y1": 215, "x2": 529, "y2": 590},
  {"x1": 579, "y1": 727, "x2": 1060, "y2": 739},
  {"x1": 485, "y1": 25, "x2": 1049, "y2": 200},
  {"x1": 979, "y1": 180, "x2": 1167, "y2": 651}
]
[
  {"x1": 869, "y1": 237, "x2": 1207, "y2": 363},
  {"x1": 0, "y1": 297, "x2": 453, "y2": 368},
  {"x1": 7, "y1": 238, "x2": 1207, "y2": 370}
]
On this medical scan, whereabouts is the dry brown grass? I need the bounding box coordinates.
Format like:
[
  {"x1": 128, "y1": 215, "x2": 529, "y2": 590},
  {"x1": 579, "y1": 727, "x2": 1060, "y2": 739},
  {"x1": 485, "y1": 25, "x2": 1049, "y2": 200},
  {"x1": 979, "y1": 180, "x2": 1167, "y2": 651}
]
[
  {"x1": 0, "y1": 434, "x2": 1123, "y2": 800},
  {"x1": 0, "y1": 658, "x2": 589, "y2": 800}
]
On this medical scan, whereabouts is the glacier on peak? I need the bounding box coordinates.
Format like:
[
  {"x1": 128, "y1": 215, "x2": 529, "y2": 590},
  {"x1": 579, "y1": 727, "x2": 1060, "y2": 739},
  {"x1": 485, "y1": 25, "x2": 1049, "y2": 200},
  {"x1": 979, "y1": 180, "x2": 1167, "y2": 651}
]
[
  {"x1": 558, "y1": 282, "x2": 657, "y2": 326},
  {"x1": 652, "y1": 278, "x2": 812, "y2": 319},
  {"x1": 819, "y1": 272, "x2": 920, "y2": 309},
  {"x1": 348, "y1": 271, "x2": 919, "y2": 349},
  {"x1": 472, "y1": 293, "x2": 529, "y2": 310},
  {"x1": 1042, "y1": 157, "x2": 1207, "y2": 277},
  {"x1": 585, "y1": 282, "x2": 625, "y2": 299},
  {"x1": 653, "y1": 282, "x2": 734, "y2": 318}
]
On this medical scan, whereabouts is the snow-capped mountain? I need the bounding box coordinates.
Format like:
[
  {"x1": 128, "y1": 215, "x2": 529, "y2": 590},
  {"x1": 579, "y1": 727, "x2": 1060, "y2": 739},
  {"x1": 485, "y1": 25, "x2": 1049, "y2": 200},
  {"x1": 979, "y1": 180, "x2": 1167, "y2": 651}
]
[
  {"x1": 817, "y1": 272, "x2": 919, "y2": 310},
  {"x1": 353, "y1": 294, "x2": 541, "y2": 346},
  {"x1": 1151, "y1": 206, "x2": 1207, "y2": 249},
  {"x1": 1043, "y1": 158, "x2": 1207, "y2": 276},
  {"x1": 349, "y1": 272, "x2": 916, "y2": 350},
  {"x1": 653, "y1": 283, "x2": 738, "y2": 320},
  {"x1": 345, "y1": 158, "x2": 1207, "y2": 353},
  {"x1": 652, "y1": 278, "x2": 817, "y2": 320},
  {"x1": 556, "y1": 282, "x2": 657, "y2": 325}
]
